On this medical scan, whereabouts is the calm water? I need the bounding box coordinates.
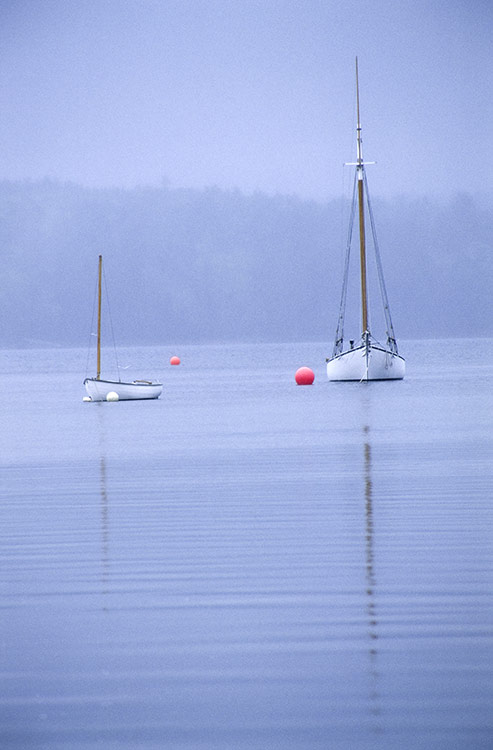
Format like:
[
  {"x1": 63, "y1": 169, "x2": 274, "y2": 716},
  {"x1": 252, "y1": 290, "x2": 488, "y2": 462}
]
[{"x1": 1, "y1": 340, "x2": 492, "y2": 749}]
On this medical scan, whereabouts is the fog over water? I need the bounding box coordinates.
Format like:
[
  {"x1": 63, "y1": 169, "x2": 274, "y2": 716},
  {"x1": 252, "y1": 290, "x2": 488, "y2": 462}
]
[
  {"x1": 1, "y1": 5, "x2": 493, "y2": 747},
  {"x1": 0, "y1": 181, "x2": 491, "y2": 349},
  {"x1": 1, "y1": 1, "x2": 492, "y2": 349}
]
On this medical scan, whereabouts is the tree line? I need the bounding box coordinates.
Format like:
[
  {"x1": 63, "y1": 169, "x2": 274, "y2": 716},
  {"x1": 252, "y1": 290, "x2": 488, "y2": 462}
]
[{"x1": 0, "y1": 180, "x2": 491, "y2": 348}]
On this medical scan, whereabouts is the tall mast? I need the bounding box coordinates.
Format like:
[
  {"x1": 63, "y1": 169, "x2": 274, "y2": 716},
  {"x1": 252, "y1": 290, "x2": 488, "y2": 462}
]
[
  {"x1": 97, "y1": 254, "x2": 102, "y2": 380},
  {"x1": 355, "y1": 57, "x2": 369, "y2": 335}
]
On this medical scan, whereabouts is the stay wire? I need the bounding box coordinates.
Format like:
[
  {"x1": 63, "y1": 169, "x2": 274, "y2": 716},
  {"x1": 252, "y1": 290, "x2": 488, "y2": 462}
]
[
  {"x1": 363, "y1": 171, "x2": 398, "y2": 352},
  {"x1": 85, "y1": 274, "x2": 99, "y2": 378},
  {"x1": 333, "y1": 172, "x2": 357, "y2": 356},
  {"x1": 101, "y1": 263, "x2": 122, "y2": 381}
]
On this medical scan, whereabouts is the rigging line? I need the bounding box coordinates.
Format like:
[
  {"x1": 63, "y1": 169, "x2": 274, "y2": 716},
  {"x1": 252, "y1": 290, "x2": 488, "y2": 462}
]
[
  {"x1": 339, "y1": 163, "x2": 346, "y2": 275},
  {"x1": 101, "y1": 263, "x2": 122, "y2": 381},
  {"x1": 338, "y1": 173, "x2": 357, "y2": 337},
  {"x1": 333, "y1": 171, "x2": 357, "y2": 356},
  {"x1": 85, "y1": 273, "x2": 99, "y2": 378},
  {"x1": 340, "y1": 83, "x2": 358, "y2": 267},
  {"x1": 363, "y1": 171, "x2": 398, "y2": 353},
  {"x1": 339, "y1": 159, "x2": 352, "y2": 276}
]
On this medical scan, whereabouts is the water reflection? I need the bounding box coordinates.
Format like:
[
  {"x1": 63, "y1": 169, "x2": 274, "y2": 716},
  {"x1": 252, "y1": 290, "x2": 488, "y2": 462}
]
[
  {"x1": 363, "y1": 425, "x2": 383, "y2": 731},
  {"x1": 97, "y1": 407, "x2": 110, "y2": 599}
]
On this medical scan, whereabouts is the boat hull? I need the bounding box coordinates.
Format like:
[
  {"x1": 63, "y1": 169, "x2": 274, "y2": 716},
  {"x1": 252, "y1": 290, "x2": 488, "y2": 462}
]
[
  {"x1": 326, "y1": 345, "x2": 405, "y2": 381},
  {"x1": 84, "y1": 378, "x2": 163, "y2": 401}
]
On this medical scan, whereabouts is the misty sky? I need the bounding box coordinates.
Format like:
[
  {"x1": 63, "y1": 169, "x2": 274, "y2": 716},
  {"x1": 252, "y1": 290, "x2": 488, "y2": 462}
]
[{"x1": 0, "y1": 0, "x2": 491, "y2": 202}]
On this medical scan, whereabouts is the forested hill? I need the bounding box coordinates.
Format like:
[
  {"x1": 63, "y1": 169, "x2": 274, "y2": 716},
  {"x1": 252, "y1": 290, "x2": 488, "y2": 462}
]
[{"x1": 0, "y1": 180, "x2": 491, "y2": 348}]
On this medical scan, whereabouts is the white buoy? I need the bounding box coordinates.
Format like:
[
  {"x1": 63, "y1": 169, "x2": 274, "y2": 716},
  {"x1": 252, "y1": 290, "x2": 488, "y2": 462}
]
[
  {"x1": 106, "y1": 391, "x2": 119, "y2": 402},
  {"x1": 82, "y1": 396, "x2": 92, "y2": 402}
]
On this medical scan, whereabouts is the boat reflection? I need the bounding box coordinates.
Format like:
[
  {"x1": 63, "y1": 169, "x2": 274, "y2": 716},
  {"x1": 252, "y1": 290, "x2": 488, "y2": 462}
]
[
  {"x1": 97, "y1": 407, "x2": 110, "y2": 604},
  {"x1": 363, "y1": 425, "x2": 383, "y2": 731}
]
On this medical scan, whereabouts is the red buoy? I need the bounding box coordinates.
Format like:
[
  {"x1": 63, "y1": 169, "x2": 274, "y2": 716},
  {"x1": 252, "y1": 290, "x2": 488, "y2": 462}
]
[
  {"x1": 295, "y1": 366, "x2": 314, "y2": 385},
  {"x1": 170, "y1": 356, "x2": 181, "y2": 366}
]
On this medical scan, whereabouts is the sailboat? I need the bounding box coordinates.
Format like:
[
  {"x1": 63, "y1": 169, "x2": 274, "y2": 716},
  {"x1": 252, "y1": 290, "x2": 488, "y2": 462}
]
[
  {"x1": 84, "y1": 255, "x2": 163, "y2": 401},
  {"x1": 326, "y1": 59, "x2": 405, "y2": 382}
]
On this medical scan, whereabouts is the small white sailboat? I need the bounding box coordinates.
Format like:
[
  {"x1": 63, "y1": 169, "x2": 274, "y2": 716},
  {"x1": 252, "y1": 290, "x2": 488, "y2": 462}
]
[
  {"x1": 326, "y1": 59, "x2": 405, "y2": 382},
  {"x1": 84, "y1": 255, "x2": 163, "y2": 401}
]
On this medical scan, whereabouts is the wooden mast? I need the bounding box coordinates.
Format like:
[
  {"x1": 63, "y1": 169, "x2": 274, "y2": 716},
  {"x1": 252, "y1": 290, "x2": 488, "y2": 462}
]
[
  {"x1": 97, "y1": 254, "x2": 102, "y2": 380},
  {"x1": 355, "y1": 57, "x2": 369, "y2": 335}
]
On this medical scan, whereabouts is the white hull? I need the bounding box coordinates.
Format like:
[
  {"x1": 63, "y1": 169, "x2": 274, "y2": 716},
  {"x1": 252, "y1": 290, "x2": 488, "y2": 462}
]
[
  {"x1": 84, "y1": 378, "x2": 162, "y2": 401},
  {"x1": 326, "y1": 344, "x2": 405, "y2": 381}
]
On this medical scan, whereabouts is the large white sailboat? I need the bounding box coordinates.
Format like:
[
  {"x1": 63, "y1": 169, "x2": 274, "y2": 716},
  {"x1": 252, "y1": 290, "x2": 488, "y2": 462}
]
[
  {"x1": 326, "y1": 60, "x2": 405, "y2": 382},
  {"x1": 84, "y1": 255, "x2": 163, "y2": 401}
]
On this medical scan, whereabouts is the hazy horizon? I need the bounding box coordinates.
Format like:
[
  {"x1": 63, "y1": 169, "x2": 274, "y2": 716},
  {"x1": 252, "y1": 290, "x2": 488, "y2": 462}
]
[
  {"x1": 1, "y1": 1, "x2": 492, "y2": 350},
  {"x1": 1, "y1": 180, "x2": 491, "y2": 349}
]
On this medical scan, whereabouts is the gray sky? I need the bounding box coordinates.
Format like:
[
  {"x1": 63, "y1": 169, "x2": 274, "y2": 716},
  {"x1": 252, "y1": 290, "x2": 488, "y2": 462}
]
[{"x1": 0, "y1": 0, "x2": 491, "y2": 201}]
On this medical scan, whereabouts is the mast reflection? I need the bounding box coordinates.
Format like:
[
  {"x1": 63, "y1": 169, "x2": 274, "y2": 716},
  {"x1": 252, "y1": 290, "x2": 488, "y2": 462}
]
[
  {"x1": 363, "y1": 425, "x2": 382, "y2": 730},
  {"x1": 97, "y1": 406, "x2": 110, "y2": 601},
  {"x1": 100, "y1": 454, "x2": 110, "y2": 587}
]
